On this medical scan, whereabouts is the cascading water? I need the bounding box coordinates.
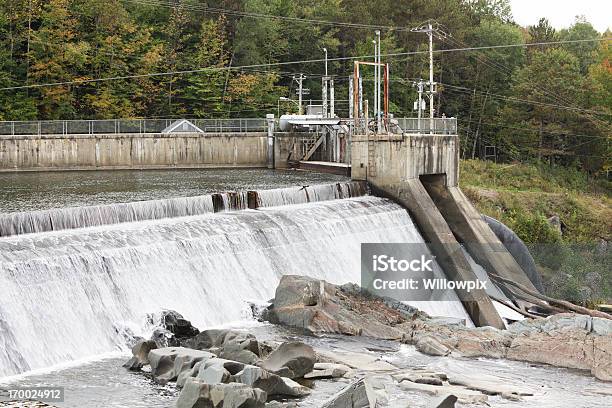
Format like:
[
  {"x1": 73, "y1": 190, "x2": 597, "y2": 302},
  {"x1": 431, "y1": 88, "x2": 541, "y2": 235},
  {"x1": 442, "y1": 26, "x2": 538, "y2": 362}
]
[
  {"x1": 0, "y1": 181, "x2": 366, "y2": 237},
  {"x1": 0, "y1": 193, "x2": 471, "y2": 378}
]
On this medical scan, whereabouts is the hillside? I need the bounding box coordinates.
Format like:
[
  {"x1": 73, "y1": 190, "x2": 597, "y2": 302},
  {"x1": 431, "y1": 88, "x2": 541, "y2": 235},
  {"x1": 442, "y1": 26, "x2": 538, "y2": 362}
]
[{"x1": 460, "y1": 159, "x2": 611, "y2": 304}]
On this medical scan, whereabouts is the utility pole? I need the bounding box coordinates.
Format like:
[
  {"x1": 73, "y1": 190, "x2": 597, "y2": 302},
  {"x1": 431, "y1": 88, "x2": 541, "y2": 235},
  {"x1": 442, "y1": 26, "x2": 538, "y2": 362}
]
[
  {"x1": 413, "y1": 80, "x2": 425, "y2": 132},
  {"x1": 323, "y1": 48, "x2": 328, "y2": 77},
  {"x1": 376, "y1": 30, "x2": 381, "y2": 134},
  {"x1": 292, "y1": 74, "x2": 306, "y2": 115},
  {"x1": 411, "y1": 20, "x2": 448, "y2": 133},
  {"x1": 372, "y1": 39, "x2": 377, "y2": 132}
]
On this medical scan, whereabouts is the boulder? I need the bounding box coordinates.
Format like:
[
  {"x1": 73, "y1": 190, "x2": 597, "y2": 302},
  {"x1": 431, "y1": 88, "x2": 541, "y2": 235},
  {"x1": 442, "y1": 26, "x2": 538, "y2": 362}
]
[
  {"x1": 161, "y1": 310, "x2": 200, "y2": 339},
  {"x1": 260, "y1": 341, "x2": 315, "y2": 379},
  {"x1": 176, "y1": 378, "x2": 266, "y2": 408},
  {"x1": 122, "y1": 339, "x2": 157, "y2": 371},
  {"x1": 428, "y1": 394, "x2": 458, "y2": 408},
  {"x1": 265, "y1": 275, "x2": 406, "y2": 340},
  {"x1": 304, "y1": 368, "x2": 347, "y2": 379},
  {"x1": 321, "y1": 378, "x2": 377, "y2": 408},
  {"x1": 415, "y1": 336, "x2": 451, "y2": 357},
  {"x1": 233, "y1": 365, "x2": 310, "y2": 397},
  {"x1": 183, "y1": 329, "x2": 260, "y2": 360},
  {"x1": 151, "y1": 328, "x2": 180, "y2": 348},
  {"x1": 148, "y1": 347, "x2": 214, "y2": 384}
]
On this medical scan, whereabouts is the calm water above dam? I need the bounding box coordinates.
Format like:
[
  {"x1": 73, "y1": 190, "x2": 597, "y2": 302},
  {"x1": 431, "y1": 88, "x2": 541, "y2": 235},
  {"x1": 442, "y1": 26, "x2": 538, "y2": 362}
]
[{"x1": 0, "y1": 168, "x2": 348, "y2": 213}]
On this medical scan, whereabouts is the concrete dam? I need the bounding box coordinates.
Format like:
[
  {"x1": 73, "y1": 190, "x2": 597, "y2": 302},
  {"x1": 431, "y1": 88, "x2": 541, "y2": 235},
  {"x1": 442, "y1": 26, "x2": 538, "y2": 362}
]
[{"x1": 0, "y1": 122, "x2": 538, "y2": 378}]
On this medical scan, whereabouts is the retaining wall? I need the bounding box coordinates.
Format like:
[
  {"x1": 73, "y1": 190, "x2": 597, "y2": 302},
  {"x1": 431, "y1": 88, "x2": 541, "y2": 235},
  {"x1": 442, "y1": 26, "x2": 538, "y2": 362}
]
[{"x1": 0, "y1": 132, "x2": 269, "y2": 171}]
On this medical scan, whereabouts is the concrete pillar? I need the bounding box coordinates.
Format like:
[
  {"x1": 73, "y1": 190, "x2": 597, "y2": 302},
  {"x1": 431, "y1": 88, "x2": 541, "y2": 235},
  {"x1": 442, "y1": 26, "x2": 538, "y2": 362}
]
[{"x1": 266, "y1": 114, "x2": 275, "y2": 169}]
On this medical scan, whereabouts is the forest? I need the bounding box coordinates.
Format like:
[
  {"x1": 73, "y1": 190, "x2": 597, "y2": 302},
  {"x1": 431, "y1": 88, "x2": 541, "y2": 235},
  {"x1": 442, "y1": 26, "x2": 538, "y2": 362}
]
[{"x1": 0, "y1": 0, "x2": 610, "y2": 172}]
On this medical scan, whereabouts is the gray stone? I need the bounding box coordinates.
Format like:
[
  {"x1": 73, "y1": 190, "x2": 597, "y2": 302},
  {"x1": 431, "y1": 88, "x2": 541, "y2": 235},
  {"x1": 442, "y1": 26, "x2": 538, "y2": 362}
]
[
  {"x1": 321, "y1": 378, "x2": 377, "y2": 408},
  {"x1": 304, "y1": 368, "x2": 346, "y2": 379},
  {"x1": 415, "y1": 336, "x2": 451, "y2": 357},
  {"x1": 260, "y1": 341, "x2": 315, "y2": 379},
  {"x1": 219, "y1": 343, "x2": 261, "y2": 365},
  {"x1": 428, "y1": 394, "x2": 458, "y2": 408},
  {"x1": 233, "y1": 365, "x2": 310, "y2": 397},
  {"x1": 123, "y1": 339, "x2": 157, "y2": 371},
  {"x1": 148, "y1": 347, "x2": 214, "y2": 384},
  {"x1": 176, "y1": 378, "x2": 266, "y2": 408}
]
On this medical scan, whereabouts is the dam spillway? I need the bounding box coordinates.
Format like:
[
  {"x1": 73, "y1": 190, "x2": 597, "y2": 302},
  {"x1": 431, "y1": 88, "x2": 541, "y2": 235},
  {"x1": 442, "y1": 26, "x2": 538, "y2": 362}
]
[{"x1": 0, "y1": 187, "x2": 471, "y2": 378}]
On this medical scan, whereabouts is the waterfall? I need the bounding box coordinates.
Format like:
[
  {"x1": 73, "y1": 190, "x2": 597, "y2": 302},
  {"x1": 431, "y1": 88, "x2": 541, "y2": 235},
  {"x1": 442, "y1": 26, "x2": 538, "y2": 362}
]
[
  {"x1": 0, "y1": 181, "x2": 366, "y2": 237},
  {"x1": 0, "y1": 195, "x2": 472, "y2": 378}
]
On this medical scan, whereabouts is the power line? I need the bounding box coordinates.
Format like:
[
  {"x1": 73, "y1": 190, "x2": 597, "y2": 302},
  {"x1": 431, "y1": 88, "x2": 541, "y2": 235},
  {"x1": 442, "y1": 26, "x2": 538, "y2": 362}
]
[
  {"x1": 124, "y1": 0, "x2": 399, "y2": 31},
  {"x1": 442, "y1": 85, "x2": 611, "y2": 116},
  {"x1": 1, "y1": 37, "x2": 609, "y2": 92}
]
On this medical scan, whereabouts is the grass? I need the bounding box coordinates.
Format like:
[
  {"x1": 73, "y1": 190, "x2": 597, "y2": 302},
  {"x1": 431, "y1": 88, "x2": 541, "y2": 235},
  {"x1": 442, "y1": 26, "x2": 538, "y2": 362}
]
[
  {"x1": 460, "y1": 159, "x2": 612, "y2": 243},
  {"x1": 459, "y1": 160, "x2": 611, "y2": 304}
]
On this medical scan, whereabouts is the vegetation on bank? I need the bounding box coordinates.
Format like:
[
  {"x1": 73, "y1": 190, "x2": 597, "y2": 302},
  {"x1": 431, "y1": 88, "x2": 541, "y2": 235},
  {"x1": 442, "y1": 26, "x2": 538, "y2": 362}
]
[{"x1": 460, "y1": 159, "x2": 611, "y2": 304}]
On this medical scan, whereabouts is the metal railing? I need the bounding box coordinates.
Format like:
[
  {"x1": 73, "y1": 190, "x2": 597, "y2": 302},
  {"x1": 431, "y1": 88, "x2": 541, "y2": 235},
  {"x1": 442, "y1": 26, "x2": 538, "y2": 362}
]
[
  {"x1": 396, "y1": 117, "x2": 457, "y2": 134},
  {"x1": 0, "y1": 117, "x2": 457, "y2": 136},
  {"x1": 0, "y1": 118, "x2": 268, "y2": 136}
]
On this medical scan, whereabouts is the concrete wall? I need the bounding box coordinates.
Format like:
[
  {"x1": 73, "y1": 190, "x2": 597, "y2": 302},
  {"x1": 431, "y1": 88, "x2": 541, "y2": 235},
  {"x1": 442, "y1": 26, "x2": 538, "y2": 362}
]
[
  {"x1": 351, "y1": 133, "x2": 460, "y2": 186},
  {"x1": 0, "y1": 132, "x2": 268, "y2": 171}
]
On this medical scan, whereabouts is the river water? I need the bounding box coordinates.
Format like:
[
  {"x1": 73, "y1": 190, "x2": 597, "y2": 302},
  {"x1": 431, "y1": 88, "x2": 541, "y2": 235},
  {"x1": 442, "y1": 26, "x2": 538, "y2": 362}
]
[{"x1": 0, "y1": 168, "x2": 348, "y2": 213}]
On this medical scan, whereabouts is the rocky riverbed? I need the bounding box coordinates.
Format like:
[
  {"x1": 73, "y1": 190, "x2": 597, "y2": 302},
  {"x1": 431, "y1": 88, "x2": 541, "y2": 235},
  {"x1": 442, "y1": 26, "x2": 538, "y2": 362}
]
[
  {"x1": 5, "y1": 275, "x2": 608, "y2": 407},
  {"x1": 111, "y1": 275, "x2": 611, "y2": 407}
]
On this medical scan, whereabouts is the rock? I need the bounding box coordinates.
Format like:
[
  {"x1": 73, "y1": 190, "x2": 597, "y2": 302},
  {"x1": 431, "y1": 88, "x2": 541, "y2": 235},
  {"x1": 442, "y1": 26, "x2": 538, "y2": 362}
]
[
  {"x1": 266, "y1": 275, "x2": 406, "y2": 340},
  {"x1": 321, "y1": 378, "x2": 377, "y2": 408},
  {"x1": 184, "y1": 329, "x2": 259, "y2": 355},
  {"x1": 123, "y1": 339, "x2": 157, "y2": 371},
  {"x1": 592, "y1": 335, "x2": 612, "y2": 381},
  {"x1": 501, "y1": 392, "x2": 521, "y2": 401},
  {"x1": 176, "y1": 378, "x2": 266, "y2": 408},
  {"x1": 161, "y1": 310, "x2": 200, "y2": 339},
  {"x1": 428, "y1": 394, "x2": 458, "y2": 408},
  {"x1": 547, "y1": 214, "x2": 563, "y2": 236},
  {"x1": 393, "y1": 370, "x2": 448, "y2": 383},
  {"x1": 304, "y1": 367, "x2": 347, "y2": 379},
  {"x1": 314, "y1": 362, "x2": 351, "y2": 372},
  {"x1": 220, "y1": 343, "x2": 261, "y2": 365},
  {"x1": 196, "y1": 359, "x2": 233, "y2": 384},
  {"x1": 448, "y1": 375, "x2": 534, "y2": 396},
  {"x1": 233, "y1": 365, "x2": 310, "y2": 397},
  {"x1": 316, "y1": 349, "x2": 397, "y2": 371},
  {"x1": 148, "y1": 347, "x2": 214, "y2": 384},
  {"x1": 415, "y1": 336, "x2": 451, "y2": 357},
  {"x1": 260, "y1": 341, "x2": 315, "y2": 379},
  {"x1": 397, "y1": 382, "x2": 488, "y2": 404},
  {"x1": 152, "y1": 328, "x2": 181, "y2": 348}
]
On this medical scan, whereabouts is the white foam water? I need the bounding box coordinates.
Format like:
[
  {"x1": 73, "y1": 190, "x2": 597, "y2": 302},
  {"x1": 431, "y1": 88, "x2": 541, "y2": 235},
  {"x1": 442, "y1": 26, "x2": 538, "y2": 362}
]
[
  {"x1": 0, "y1": 182, "x2": 366, "y2": 237},
  {"x1": 0, "y1": 195, "x2": 475, "y2": 378}
]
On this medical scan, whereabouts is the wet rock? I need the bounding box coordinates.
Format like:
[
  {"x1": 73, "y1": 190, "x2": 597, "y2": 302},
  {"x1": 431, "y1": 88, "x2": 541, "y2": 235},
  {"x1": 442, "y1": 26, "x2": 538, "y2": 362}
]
[
  {"x1": 501, "y1": 392, "x2": 521, "y2": 401},
  {"x1": 176, "y1": 378, "x2": 266, "y2": 408},
  {"x1": 148, "y1": 347, "x2": 214, "y2": 384},
  {"x1": 320, "y1": 378, "x2": 377, "y2": 408},
  {"x1": 304, "y1": 367, "x2": 347, "y2": 379},
  {"x1": 265, "y1": 275, "x2": 406, "y2": 340},
  {"x1": 233, "y1": 365, "x2": 310, "y2": 397},
  {"x1": 428, "y1": 394, "x2": 458, "y2": 408},
  {"x1": 397, "y1": 381, "x2": 488, "y2": 404},
  {"x1": 122, "y1": 339, "x2": 157, "y2": 371},
  {"x1": 415, "y1": 336, "x2": 451, "y2": 357},
  {"x1": 448, "y1": 375, "x2": 534, "y2": 396},
  {"x1": 260, "y1": 341, "x2": 315, "y2": 379},
  {"x1": 316, "y1": 349, "x2": 397, "y2": 371},
  {"x1": 152, "y1": 328, "x2": 181, "y2": 348},
  {"x1": 161, "y1": 310, "x2": 200, "y2": 339}
]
